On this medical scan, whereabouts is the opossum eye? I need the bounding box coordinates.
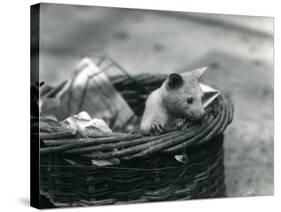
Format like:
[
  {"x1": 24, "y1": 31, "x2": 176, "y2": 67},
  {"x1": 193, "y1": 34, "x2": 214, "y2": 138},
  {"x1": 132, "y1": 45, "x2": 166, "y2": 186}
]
[{"x1": 187, "y1": 97, "x2": 194, "y2": 104}]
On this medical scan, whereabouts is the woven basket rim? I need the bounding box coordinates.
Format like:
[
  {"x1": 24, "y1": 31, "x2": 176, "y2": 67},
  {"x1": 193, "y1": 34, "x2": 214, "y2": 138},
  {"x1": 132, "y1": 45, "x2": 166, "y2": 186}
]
[{"x1": 38, "y1": 74, "x2": 234, "y2": 161}]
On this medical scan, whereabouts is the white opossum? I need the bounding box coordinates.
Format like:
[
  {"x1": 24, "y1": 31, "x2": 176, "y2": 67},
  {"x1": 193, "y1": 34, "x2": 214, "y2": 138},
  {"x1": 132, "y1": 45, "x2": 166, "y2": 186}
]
[{"x1": 140, "y1": 67, "x2": 207, "y2": 135}]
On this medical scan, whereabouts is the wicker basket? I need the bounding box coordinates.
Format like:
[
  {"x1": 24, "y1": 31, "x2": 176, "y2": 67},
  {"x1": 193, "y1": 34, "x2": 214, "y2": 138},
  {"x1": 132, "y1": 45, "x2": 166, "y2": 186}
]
[{"x1": 38, "y1": 74, "x2": 234, "y2": 207}]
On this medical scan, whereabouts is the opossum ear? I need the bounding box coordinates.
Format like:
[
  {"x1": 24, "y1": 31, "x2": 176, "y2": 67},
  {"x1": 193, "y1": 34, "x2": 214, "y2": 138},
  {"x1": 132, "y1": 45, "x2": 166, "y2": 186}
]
[
  {"x1": 191, "y1": 66, "x2": 208, "y2": 79},
  {"x1": 167, "y1": 73, "x2": 183, "y2": 89}
]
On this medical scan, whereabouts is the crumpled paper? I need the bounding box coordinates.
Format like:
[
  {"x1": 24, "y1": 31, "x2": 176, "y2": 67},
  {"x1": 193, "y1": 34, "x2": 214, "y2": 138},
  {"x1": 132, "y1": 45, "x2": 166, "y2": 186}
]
[
  {"x1": 174, "y1": 154, "x2": 188, "y2": 164},
  {"x1": 200, "y1": 83, "x2": 221, "y2": 108},
  {"x1": 62, "y1": 111, "x2": 112, "y2": 133},
  {"x1": 39, "y1": 58, "x2": 136, "y2": 131}
]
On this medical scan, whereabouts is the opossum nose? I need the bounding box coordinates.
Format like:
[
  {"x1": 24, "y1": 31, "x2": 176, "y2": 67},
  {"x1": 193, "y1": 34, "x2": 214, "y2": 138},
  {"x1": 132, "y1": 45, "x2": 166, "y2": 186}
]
[
  {"x1": 189, "y1": 110, "x2": 205, "y2": 120},
  {"x1": 197, "y1": 111, "x2": 205, "y2": 119},
  {"x1": 200, "y1": 109, "x2": 205, "y2": 116},
  {"x1": 198, "y1": 108, "x2": 206, "y2": 118}
]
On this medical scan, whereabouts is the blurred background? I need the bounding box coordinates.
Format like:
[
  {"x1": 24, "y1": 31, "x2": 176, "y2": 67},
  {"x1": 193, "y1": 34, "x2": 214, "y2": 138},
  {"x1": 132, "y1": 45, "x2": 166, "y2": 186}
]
[{"x1": 36, "y1": 3, "x2": 273, "y2": 197}]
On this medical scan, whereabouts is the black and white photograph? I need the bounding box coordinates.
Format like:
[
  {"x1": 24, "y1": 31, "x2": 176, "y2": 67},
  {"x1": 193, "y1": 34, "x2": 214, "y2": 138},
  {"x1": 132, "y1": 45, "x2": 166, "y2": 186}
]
[{"x1": 30, "y1": 2, "x2": 273, "y2": 209}]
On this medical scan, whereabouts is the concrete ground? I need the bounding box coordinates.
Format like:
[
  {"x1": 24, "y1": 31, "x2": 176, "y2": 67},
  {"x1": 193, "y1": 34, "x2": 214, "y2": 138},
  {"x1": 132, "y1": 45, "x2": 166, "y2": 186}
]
[{"x1": 38, "y1": 3, "x2": 274, "y2": 197}]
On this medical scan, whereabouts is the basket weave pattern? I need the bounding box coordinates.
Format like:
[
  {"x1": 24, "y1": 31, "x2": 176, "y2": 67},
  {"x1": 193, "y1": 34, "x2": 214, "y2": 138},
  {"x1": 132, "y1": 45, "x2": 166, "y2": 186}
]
[{"x1": 38, "y1": 74, "x2": 234, "y2": 206}]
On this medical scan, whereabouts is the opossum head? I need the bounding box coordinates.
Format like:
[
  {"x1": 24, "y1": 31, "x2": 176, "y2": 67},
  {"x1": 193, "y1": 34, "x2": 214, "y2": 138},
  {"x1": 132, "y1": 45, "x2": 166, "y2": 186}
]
[{"x1": 161, "y1": 67, "x2": 208, "y2": 121}]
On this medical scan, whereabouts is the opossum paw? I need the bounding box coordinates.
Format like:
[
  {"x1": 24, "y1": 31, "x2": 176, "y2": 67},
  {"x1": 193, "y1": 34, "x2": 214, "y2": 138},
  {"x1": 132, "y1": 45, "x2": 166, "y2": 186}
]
[
  {"x1": 175, "y1": 118, "x2": 186, "y2": 128},
  {"x1": 151, "y1": 121, "x2": 165, "y2": 135}
]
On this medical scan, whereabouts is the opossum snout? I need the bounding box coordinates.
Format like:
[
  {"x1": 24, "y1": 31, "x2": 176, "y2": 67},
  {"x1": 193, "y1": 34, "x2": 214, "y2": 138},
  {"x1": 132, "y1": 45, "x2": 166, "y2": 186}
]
[{"x1": 189, "y1": 109, "x2": 205, "y2": 120}]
